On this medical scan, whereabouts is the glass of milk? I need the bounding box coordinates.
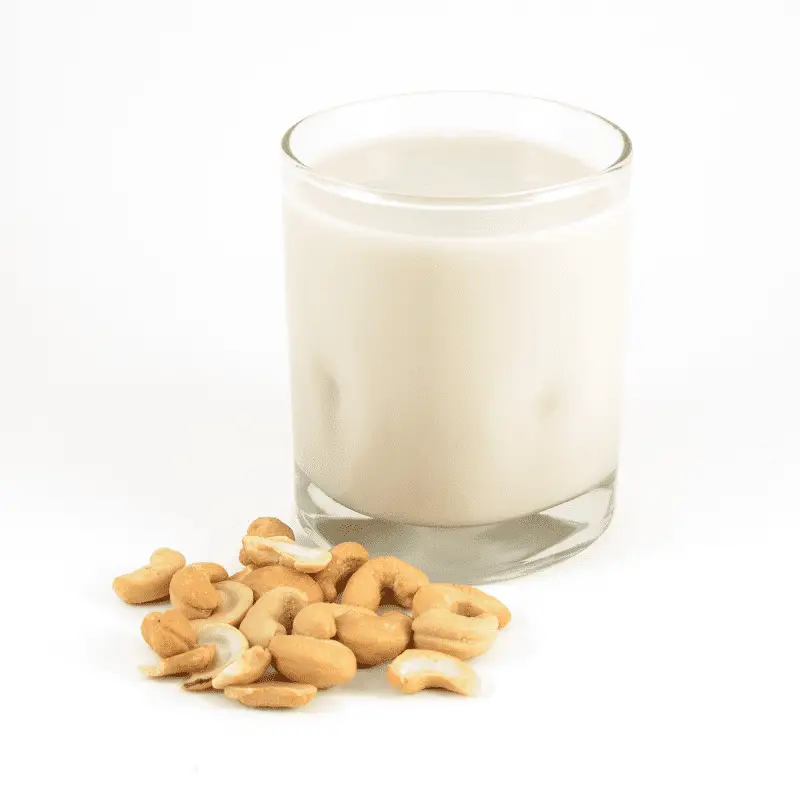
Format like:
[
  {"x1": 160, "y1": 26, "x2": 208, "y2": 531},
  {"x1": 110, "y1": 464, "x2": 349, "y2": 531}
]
[{"x1": 282, "y1": 92, "x2": 632, "y2": 583}]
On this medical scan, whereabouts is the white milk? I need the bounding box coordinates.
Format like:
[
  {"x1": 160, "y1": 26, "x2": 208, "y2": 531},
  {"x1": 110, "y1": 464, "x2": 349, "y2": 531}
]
[{"x1": 284, "y1": 134, "x2": 629, "y2": 527}]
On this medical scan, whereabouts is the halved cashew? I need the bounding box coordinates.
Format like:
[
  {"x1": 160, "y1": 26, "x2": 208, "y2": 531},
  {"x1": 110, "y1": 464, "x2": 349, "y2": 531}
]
[
  {"x1": 412, "y1": 608, "x2": 498, "y2": 659},
  {"x1": 239, "y1": 587, "x2": 309, "y2": 647},
  {"x1": 292, "y1": 603, "x2": 376, "y2": 639},
  {"x1": 411, "y1": 583, "x2": 511, "y2": 628},
  {"x1": 242, "y1": 537, "x2": 332, "y2": 574},
  {"x1": 182, "y1": 623, "x2": 250, "y2": 691},
  {"x1": 141, "y1": 608, "x2": 197, "y2": 658},
  {"x1": 224, "y1": 682, "x2": 317, "y2": 709},
  {"x1": 313, "y1": 542, "x2": 370, "y2": 601},
  {"x1": 239, "y1": 565, "x2": 323, "y2": 603},
  {"x1": 113, "y1": 548, "x2": 186, "y2": 604},
  {"x1": 139, "y1": 644, "x2": 216, "y2": 678},
  {"x1": 240, "y1": 517, "x2": 296, "y2": 565},
  {"x1": 269, "y1": 634, "x2": 357, "y2": 689},
  {"x1": 387, "y1": 649, "x2": 478, "y2": 696},
  {"x1": 189, "y1": 581, "x2": 254, "y2": 628},
  {"x1": 341, "y1": 556, "x2": 429, "y2": 611},
  {"x1": 169, "y1": 565, "x2": 221, "y2": 620},
  {"x1": 336, "y1": 610, "x2": 412, "y2": 667},
  {"x1": 211, "y1": 646, "x2": 271, "y2": 689}
]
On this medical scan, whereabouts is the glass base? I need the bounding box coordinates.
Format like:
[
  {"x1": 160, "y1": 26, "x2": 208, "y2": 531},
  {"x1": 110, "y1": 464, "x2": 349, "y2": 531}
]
[{"x1": 295, "y1": 467, "x2": 616, "y2": 584}]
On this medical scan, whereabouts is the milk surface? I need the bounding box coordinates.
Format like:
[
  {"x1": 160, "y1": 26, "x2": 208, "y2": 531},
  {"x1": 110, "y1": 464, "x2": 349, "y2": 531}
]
[{"x1": 284, "y1": 134, "x2": 629, "y2": 527}]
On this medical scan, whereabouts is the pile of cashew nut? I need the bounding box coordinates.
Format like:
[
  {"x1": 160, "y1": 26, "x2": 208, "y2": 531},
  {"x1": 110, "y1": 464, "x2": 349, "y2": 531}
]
[{"x1": 113, "y1": 517, "x2": 511, "y2": 709}]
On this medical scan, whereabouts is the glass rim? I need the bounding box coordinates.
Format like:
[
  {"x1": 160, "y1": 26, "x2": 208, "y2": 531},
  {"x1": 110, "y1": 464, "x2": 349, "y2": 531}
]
[{"x1": 281, "y1": 90, "x2": 632, "y2": 208}]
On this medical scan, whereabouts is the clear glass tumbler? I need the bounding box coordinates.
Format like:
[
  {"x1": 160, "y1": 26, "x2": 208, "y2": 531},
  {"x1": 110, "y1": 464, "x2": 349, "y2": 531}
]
[{"x1": 282, "y1": 92, "x2": 632, "y2": 583}]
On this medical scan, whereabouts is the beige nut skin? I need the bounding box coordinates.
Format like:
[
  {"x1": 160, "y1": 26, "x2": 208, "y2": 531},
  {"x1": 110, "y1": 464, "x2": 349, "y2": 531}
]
[
  {"x1": 341, "y1": 557, "x2": 429, "y2": 611},
  {"x1": 169, "y1": 565, "x2": 222, "y2": 620},
  {"x1": 239, "y1": 565, "x2": 323, "y2": 604},
  {"x1": 190, "y1": 563, "x2": 229, "y2": 583},
  {"x1": 269, "y1": 634, "x2": 357, "y2": 689},
  {"x1": 292, "y1": 602, "x2": 376, "y2": 639},
  {"x1": 314, "y1": 542, "x2": 370, "y2": 602},
  {"x1": 112, "y1": 548, "x2": 186, "y2": 604},
  {"x1": 139, "y1": 644, "x2": 216, "y2": 678},
  {"x1": 224, "y1": 682, "x2": 317, "y2": 709},
  {"x1": 411, "y1": 583, "x2": 511, "y2": 628},
  {"x1": 141, "y1": 609, "x2": 197, "y2": 658},
  {"x1": 230, "y1": 564, "x2": 256, "y2": 582},
  {"x1": 239, "y1": 587, "x2": 309, "y2": 646},
  {"x1": 336, "y1": 611, "x2": 412, "y2": 667},
  {"x1": 412, "y1": 608, "x2": 499, "y2": 659},
  {"x1": 239, "y1": 518, "x2": 296, "y2": 565},
  {"x1": 387, "y1": 649, "x2": 478, "y2": 696}
]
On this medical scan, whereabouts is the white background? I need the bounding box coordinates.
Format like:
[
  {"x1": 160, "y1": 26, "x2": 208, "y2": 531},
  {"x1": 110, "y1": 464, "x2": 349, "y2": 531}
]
[{"x1": 2, "y1": 1, "x2": 799, "y2": 798}]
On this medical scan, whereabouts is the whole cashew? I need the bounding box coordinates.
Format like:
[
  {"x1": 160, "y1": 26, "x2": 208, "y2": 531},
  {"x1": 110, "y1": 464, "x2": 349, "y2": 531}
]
[
  {"x1": 387, "y1": 649, "x2": 478, "y2": 696},
  {"x1": 239, "y1": 517, "x2": 295, "y2": 565},
  {"x1": 239, "y1": 565, "x2": 324, "y2": 603},
  {"x1": 336, "y1": 610, "x2": 412, "y2": 667},
  {"x1": 141, "y1": 608, "x2": 197, "y2": 658},
  {"x1": 169, "y1": 564, "x2": 223, "y2": 620},
  {"x1": 112, "y1": 548, "x2": 186, "y2": 604},
  {"x1": 239, "y1": 587, "x2": 309, "y2": 647},
  {"x1": 412, "y1": 608, "x2": 498, "y2": 659},
  {"x1": 314, "y1": 542, "x2": 370, "y2": 602},
  {"x1": 411, "y1": 583, "x2": 511, "y2": 628},
  {"x1": 269, "y1": 634, "x2": 357, "y2": 689},
  {"x1": 292, "y1": 602, "x2": 376, "y2": 639},
  {"x1": 341, "y1": 557, "x2": 429, "y2": 611}
]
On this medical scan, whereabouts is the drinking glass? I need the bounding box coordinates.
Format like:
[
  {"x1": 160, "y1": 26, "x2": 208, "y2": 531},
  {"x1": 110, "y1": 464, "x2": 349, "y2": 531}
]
[{"x1": 282, "y1": 92, "x2": 632, "y2": 583}]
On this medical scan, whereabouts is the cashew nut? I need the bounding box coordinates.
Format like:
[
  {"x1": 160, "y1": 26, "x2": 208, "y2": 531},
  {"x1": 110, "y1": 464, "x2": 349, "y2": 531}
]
[
  {"x1": 412, "y1": 608, "x2": 498, "y2": 659},
  {"x1": 224, "y1": 682, "x2": 317, "y2": 709},
  {"x1": 230, "y1": 564, "x2": 256, "y2": 582},
  {"x1": 239, "y1": 587, "x2": 309, "y2": 647},
  {"x1": 139, "y1": 644, "x2": 216, "y2": 678},
  {"x1": 189, "y1": 581, "x2": 254, "y2": 628},
  {"x1": 291, "y1": 602, "x2": 376, "y2": 639},
  {"x1": 341, "y1": 556, "x2": 429, "y2": 611},
  {"x1": 239, "y1": 517, "x2": 295, "y2": 565},
  {"x1": 141, "y1": 608, "x2": 197, "y2": 658},
  {"x1": 314, "y1": 542, "x2": 370, "y2": 602},
  {"x1": 336, "y1": 610, "x2": 412, "y2": 667},
  {"x1": 242, "y1": 537, "x2": 332, "y2": 574},
  {"x1": 211, "y1": 646, "x2": 272, "y2": 689},
  {"x1": 113, "y1": 548, "x2": 186, "y2": 604},
  {"x1": 169, "y1": 564, "x2": 221, "y2": 620},
  {"x1": 182, "y1": 622, "x2": 250, "y2": 691},
  {"x1": 191, "y1": 562, "x2": 228, "y2": 583},
  {"x1": 269, "y1": 634, "x2": 357, "y2": 688},
  {"x1": 239, "y1": 565, "x2": 324, "y2": 603},
  {"x1": 411, "y1": 583, "x2": 511, "y2": 628},
  {"x1": 387, "y1": 649, "x2": 478, "y2": 696}
]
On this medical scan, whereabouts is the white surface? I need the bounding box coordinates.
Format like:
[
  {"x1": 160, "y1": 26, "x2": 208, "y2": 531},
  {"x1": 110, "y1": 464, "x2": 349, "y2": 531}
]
[{"x1": 2, "y1": 2, "x2": 799, "y2": 798}]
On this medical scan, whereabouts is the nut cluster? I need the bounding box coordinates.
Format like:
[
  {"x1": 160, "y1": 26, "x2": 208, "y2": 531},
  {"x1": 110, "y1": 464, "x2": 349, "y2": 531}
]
[{"x1": 113, "y1": 516, "x2": 511, "y2": 709}]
